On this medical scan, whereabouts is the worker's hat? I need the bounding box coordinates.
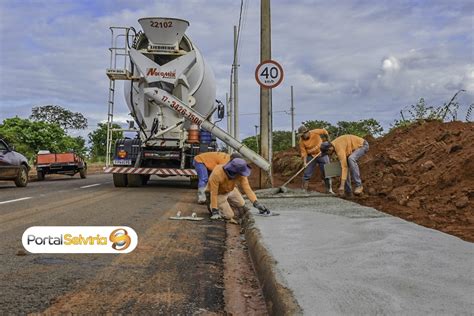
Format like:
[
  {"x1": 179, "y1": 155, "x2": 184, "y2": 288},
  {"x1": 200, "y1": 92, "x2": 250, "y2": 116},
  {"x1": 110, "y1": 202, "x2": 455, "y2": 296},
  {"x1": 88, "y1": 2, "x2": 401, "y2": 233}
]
[
  {"x1": 224, "y1": 158, "x2": 251, "y2": 178},
  {"x1": 320, "y1": 142, "x2": 332, "y2": 155},
  {"x1": 297, "y1": 125, "x2": 309, "y2": 135}
]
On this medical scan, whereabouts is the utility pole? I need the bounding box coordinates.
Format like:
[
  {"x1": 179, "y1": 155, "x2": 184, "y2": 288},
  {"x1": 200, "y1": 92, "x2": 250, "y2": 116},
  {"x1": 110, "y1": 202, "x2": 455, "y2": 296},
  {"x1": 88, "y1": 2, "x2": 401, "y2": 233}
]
[
  {"x1": 259, "y1": 0, "x2": 272, "y2": 188},
  {"x1": 226, "y1": 92, "x2": 231, "y2": 134},
  {"x1": 255, "y1": 125, "x2": 259, "y2": 153},
  {"x1": 228, "y1": 74, "x2": 234, "y2": 153},
  {"x1": 291, "y1": 85, "x2": 295, "y2": 147},
  {"x1": 233, "y1": 25, "x2": 239, "y2": 141},
  {"x1": 226, "y1": 92, "x2": 233, "y2": 153}
]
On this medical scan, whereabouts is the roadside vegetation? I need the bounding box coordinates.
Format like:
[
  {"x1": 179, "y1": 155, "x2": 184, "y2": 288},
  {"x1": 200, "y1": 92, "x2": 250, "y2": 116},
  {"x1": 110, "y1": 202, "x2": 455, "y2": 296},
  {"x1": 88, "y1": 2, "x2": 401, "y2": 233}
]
[
  {"x1": 0, "y1": 105, "x2": 122, "y2": 164},
  {"x1": 1, "y1": 90, "x2": 472, "y2": 162},
  {"x1": 242, "y1": 90, "x2": 473, "y2": 153}
]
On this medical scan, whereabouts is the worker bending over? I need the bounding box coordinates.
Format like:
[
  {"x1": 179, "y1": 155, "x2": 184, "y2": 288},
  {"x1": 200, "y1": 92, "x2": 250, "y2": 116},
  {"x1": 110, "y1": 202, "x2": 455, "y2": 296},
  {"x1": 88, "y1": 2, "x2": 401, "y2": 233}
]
[
  {"x1": 207, "y1": 158, "x2": 271, "y2": 221},
  {"x1": 298, "y1": 125, "x2": 334, "y2": 193},
  {"x1": 193, "y1": 152, "x2": 236, "y2": 203},
  {"x1": 320, "y1": 134, "x2": 369, "y2": 196}
]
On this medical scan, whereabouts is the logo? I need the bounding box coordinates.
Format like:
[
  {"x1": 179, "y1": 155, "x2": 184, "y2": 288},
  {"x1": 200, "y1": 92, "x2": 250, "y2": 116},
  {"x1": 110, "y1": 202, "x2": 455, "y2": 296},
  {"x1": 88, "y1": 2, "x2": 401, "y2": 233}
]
[
  {"x1": 146, "y1": 68, "x2": 176, "y2": 79},
  {"x1": 109, "y1": 228, "x2": 131, "y2": 251},
  {"x1": 22, "y1": 226, "x2": 138, "y2": 254}
]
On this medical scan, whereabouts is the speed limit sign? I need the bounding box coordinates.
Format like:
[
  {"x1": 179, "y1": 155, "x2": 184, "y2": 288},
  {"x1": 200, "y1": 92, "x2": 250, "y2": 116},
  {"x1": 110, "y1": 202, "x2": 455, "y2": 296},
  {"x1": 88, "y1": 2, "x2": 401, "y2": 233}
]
[{"x1": 255, "y1": 60, "x2": 284, "y2": 89}]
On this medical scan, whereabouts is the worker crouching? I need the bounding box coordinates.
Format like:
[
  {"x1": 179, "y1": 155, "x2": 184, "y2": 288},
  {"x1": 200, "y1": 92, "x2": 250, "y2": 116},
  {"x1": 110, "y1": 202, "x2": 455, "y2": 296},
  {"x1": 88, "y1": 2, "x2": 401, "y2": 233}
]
[
  {"x1": 320, "y1": 134, "x2": 369, "y2": 196},
  {"x1": 298, "y1": 125, "x2": 334, "y2": 194},
  {"x1": 206, "y1": 158, "x2": 271, "y2": 222},
  {"x1": 193, "y1": 152, "x2": 234, "y2": 204}
]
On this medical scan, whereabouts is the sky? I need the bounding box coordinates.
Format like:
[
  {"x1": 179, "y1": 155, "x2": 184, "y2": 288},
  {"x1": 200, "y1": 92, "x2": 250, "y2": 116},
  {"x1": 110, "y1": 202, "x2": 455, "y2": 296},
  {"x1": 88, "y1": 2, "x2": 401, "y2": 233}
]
[{"x1": 0, "y1": 0, "x2": 473, "y2": 142}]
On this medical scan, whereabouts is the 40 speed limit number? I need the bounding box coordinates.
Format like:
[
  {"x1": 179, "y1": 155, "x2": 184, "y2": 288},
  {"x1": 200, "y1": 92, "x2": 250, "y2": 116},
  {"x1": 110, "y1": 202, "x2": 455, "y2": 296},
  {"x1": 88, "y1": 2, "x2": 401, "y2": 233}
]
[{"x1": 255, "y1": 60, "x2": 284, "y2": 89}]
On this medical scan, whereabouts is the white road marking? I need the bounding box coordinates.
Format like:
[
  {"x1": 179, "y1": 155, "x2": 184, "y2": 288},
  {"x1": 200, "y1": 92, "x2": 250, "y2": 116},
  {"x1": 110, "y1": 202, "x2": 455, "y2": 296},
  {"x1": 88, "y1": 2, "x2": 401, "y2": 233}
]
[
  {"x1": 0, "y1": 197, "x2": 32, "y2": 205},
  {"x1": 80, "y1": 183, "x2": 101, "y2": 189}
]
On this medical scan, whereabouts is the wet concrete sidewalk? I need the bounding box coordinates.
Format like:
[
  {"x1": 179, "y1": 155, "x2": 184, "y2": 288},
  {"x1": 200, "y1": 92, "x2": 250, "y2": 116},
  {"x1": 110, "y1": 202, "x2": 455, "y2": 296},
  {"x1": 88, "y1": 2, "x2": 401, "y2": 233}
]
[{"x1": 246, "y1": 192, "x2": 474, "y2": 315}]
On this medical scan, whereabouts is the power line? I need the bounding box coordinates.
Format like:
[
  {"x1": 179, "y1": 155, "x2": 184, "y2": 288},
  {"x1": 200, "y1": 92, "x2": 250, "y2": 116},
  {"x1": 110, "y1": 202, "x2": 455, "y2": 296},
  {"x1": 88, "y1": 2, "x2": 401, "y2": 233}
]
[{"x1": 237, "y1": 110, "x2": 287, "y2": 116}]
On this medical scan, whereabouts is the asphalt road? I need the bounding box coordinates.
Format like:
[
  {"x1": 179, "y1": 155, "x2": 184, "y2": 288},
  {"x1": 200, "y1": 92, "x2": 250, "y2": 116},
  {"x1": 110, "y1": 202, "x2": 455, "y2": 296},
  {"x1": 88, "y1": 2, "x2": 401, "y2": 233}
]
[{"x1": 0, "y1": 174, "x2": 226, "y2": 314}]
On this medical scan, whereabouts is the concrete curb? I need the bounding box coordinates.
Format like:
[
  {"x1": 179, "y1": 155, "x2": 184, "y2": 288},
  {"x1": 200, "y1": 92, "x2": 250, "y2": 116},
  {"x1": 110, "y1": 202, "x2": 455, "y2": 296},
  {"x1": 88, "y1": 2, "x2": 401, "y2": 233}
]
[{"x1": 243, "y1": 212, "x2": 303, "y2": 316}]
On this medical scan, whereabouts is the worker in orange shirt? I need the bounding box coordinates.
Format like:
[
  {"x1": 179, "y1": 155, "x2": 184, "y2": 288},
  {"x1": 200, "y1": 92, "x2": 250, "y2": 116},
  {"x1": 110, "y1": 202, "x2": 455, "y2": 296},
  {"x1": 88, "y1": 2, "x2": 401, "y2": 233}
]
[
  {"x1": 320, "y1": 134, "x2": 369, "y2": 196},
  {"x1": 298, "y1": 125, "x2": 334, "y2": 194},
  {"x1": 193, "y1": 152, "x2": 239, "y2": 203},
  {"x1": 206, "y1": 158, "x2": 271, "y2": 221}
]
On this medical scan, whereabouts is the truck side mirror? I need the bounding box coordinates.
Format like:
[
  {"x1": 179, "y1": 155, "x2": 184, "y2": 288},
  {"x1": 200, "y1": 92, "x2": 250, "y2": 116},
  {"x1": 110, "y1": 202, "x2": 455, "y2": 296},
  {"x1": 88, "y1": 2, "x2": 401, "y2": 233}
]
[{"x1": 217, "y1": 103, "x2": 225, "y2": 119}]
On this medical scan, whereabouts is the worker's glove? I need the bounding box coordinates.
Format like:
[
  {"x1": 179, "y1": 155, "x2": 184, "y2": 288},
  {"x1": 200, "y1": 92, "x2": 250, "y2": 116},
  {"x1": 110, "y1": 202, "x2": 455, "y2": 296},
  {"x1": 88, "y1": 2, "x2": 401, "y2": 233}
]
[
  {"x1": 253, "y1": 201, "x2": 271, "y2": 215},
  {"x1": 210, "y1": 208, "x2": 222, "y2": 220}
]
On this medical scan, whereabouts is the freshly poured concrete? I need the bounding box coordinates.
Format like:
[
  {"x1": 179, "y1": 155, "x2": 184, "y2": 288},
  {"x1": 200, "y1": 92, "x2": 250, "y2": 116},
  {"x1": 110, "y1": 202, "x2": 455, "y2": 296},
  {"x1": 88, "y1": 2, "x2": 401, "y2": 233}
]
[{"x1": 252, "y1": 196, "x2": 474, "y2": 315}]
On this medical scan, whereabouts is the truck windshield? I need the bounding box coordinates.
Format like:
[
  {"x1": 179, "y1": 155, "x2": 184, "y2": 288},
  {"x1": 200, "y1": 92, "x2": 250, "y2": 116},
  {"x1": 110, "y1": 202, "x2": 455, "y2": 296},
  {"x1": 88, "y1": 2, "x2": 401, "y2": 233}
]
[{"x1": 0, "y1": 141, "x2": 8, "y2": 152}]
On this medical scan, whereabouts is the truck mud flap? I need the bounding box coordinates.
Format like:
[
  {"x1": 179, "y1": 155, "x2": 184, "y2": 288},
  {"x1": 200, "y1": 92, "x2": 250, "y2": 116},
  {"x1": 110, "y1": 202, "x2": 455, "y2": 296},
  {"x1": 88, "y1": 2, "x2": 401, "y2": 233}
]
[{"x1": 104, "y1": 167, "x2": 197, "y2": 176}]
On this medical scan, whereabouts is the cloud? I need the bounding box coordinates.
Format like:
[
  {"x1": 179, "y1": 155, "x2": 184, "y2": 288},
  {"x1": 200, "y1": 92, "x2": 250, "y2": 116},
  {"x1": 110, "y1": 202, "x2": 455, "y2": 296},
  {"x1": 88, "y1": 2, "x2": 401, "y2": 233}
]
[
  {"x1": 382, "y1": 56, "x2": 401, "y2": 73},
  {"x1": 1, "y1": 0, "x2": 472, "y2": 144}
]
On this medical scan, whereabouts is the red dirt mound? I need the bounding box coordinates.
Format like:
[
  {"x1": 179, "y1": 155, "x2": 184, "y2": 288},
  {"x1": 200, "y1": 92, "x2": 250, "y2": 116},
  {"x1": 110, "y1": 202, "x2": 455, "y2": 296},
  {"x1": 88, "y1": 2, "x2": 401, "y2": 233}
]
[
  {"x1": 252, "y1": 121, "x2": 473, "y2": 242},
  {"x1": 357, "y1": 121, "x2": 473, "y2": 242}
]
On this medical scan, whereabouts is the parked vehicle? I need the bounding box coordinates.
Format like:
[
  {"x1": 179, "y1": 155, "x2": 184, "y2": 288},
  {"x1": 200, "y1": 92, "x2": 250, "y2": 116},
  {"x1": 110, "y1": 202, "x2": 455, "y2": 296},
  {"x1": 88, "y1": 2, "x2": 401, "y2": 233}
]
[
  {"x1": 35, "y1": 151, "x2": 87, "y2": 180},
  {"x1": 0, "y1": 139, "x2": 30, "y2": 187}
]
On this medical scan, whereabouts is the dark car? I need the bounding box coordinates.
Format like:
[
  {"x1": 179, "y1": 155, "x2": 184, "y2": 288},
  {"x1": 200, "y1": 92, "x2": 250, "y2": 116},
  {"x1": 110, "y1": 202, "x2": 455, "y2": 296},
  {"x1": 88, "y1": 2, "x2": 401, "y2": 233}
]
[{"x1": 0, "y1": 139, "x2": 30, "y2": 187}]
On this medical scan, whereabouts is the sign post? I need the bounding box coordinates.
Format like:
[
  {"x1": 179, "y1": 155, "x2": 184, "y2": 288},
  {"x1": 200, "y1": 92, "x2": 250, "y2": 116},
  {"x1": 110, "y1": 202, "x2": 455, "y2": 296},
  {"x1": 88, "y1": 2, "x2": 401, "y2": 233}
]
[{"x1": 255, "y1": 59, "x2": 284, "y2": 188}]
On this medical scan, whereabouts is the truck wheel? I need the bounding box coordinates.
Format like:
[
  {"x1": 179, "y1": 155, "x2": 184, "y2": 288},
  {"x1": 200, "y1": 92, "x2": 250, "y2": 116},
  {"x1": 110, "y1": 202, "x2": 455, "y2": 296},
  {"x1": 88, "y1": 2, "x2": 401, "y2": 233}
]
[
  {"x1": 141, "y1": 175, "x2": 150, "y2": 185},
  {"x1": 79, "y1": 168, "x2": 87, "y2": 179},
  {"x1": 127, "y1": 174, "x2": 142, "y2": 187},
  {"x1": 113, "y1": 173, "x2": 128, "y2": 187},
  {"x1": 15, "y1": 165, "x2": 29, "y2": 187},
  {"x1": 37, "y1": 170, "x2": 45, "y2": 181}
]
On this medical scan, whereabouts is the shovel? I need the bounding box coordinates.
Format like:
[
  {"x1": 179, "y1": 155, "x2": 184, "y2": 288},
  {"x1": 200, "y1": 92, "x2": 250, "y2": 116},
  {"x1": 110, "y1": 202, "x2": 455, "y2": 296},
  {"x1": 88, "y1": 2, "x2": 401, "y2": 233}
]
[{"x1": 274, "y1": 153, "x2": 320, "y2": 194}]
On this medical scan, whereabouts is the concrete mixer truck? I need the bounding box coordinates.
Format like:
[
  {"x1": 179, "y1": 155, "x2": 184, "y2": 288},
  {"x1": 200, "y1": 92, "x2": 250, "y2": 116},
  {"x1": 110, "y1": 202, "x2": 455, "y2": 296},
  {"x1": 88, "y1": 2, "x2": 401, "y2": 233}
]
[{"x1": 104, "y1": 17, "x2": 270, "y2": 187}]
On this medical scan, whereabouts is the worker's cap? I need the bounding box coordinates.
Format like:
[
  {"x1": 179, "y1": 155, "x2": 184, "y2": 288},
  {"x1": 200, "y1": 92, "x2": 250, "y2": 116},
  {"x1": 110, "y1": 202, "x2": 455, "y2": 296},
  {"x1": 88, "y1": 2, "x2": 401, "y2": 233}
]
[
  {"x1": 320, "y1": 142, "x2": 332, "y2": 155},
  {"x1": 297, "y1": 125, "x2": 309, "y2": 135},
  {"x1": 224, "y1": 158, "x2": 251, "y2": 178}
]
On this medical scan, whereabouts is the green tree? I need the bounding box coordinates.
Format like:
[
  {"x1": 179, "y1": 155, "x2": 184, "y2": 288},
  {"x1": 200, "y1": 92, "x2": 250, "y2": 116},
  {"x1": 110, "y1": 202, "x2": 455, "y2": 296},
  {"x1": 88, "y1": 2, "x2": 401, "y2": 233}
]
[
  {"x1": 272, "y1": 131, "x2": 293, "y2": 152},
  {"x1": 242, "y1": 134, "x2": 258, "y2": 152},
  {"x1": 88, "y1": 123, "x2": 123, "y2": 160},
  {"x1": 335, "y1": 119, "x2": 383, "y2": 137},
  {"x1": 30, "y1": 105, "x2": 88, "y2": 130},
  {"x1": 303, "y1": 119, "x2": 383, "y2": 138},
  {"x1": 242, "y1": 130, "x2": 293, "y2": 153},
  {"x1": 0, "y1": 117, "x2": 87, "y2": 160},
  {"x1": 302, "y1": 120, "x2": 337, "y2": 135}
]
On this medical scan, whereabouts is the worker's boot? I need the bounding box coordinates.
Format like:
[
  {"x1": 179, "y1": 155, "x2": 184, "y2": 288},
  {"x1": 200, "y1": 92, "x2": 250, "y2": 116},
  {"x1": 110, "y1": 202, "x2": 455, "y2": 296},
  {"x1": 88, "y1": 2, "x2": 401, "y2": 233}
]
[
  {"x1": 197, "y1": 187, "x2": 207, "y2": 204},
  {"x1": 302, "y1": 180, "x2": 310, "y2": 192},
  {"x1": 324, "y1": 178, "x2": 335, "y2": 195},
  {"x1": 354, "y1": 186, "x2": 364, "y2": 196}
]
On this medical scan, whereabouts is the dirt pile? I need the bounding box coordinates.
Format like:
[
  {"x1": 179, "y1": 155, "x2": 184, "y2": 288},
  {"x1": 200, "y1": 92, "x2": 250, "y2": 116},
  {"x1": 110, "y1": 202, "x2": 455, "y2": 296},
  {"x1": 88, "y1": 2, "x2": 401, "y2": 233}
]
[
  {"x1": 266, "y1": 121, "x2": 474, "y2": 242},
  {"x1": 357, "y1": 121, "x2": 473, "y2": 241}
]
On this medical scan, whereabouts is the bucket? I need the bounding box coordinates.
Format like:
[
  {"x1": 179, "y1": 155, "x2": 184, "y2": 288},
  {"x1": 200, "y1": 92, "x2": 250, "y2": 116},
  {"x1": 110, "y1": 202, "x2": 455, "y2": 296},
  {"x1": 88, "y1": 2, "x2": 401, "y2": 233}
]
[
  {"x1": 200, "y1": 129, "x2": 212, "y2": 144},
  {"x1": 187, "y1": 124, "x2": 200, "y2": 143}
]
